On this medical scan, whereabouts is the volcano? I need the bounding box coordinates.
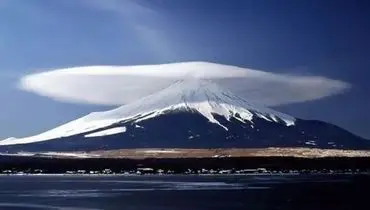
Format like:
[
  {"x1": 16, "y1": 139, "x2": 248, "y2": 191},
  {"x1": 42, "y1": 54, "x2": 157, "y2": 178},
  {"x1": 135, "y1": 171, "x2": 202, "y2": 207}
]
[{"x1": 1, "y1": 79, "x2": 369, "y2": 154}]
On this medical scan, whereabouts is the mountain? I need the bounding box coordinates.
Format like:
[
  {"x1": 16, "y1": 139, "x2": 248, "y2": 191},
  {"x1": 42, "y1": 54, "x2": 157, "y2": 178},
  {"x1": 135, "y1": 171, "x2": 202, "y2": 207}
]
[{"x1": 1, "y1": 79, "x2": 369, "y2": 153}]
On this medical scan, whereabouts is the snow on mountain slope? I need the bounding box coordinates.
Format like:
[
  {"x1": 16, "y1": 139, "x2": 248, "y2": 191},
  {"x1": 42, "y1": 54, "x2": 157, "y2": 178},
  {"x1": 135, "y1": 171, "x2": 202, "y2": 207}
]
[
  {"x1": 84, "y1": 127, "x2": 127, "y2": 138},
  {"x1": 0, "y1": 79, "x2": 295, "y2": 146}
]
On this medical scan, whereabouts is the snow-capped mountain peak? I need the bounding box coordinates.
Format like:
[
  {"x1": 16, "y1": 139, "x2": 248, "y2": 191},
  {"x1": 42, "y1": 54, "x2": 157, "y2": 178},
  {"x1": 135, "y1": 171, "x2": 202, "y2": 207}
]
[
  {"x1": 85, "y1": 79, "x2": 295, "y2": 128},
  {"x1": 0, "y1": 79, "x2": 295, "y2": 146}
]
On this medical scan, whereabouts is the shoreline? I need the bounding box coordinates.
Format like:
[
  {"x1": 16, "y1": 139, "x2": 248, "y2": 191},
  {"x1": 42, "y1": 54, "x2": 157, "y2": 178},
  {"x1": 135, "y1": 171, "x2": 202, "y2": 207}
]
[
  {"x1": 1, "y1": 147, "x2": 370, "y2": 159},
  {"x1": 1, "y1": 156, "x2": 370, "y2": 175},
  {"x1": 1, "y1": 172, "x2": 369, "y2": 177}
]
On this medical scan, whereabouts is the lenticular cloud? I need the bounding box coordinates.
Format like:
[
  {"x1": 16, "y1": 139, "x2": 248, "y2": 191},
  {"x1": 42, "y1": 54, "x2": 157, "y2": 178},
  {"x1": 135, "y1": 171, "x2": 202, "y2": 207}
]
[{"x1": 19, "y1": 61, "x2": 350, "y2": 107}]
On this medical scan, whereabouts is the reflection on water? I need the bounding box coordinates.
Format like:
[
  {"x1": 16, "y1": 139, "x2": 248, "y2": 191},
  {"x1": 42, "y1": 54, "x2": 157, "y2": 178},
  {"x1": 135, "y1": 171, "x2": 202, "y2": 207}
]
[{"x1": 0, "y1": 174, "x2": 368, "y2": 210}]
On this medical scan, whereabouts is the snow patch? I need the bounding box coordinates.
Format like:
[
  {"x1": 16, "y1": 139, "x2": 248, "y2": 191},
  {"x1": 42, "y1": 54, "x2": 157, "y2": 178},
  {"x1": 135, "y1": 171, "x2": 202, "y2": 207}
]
[
  {"x1": 0, "y1": 152, "x2": 99, "y2": 158},
  {"x1": 141, "y1": 150, "x2": 180, "y2": 154},
  {"x1": 135, "y1": 124, "x2": 144, "y2": 129},
  {"x1": 305, "y1": 141, "x2": 317, "y2": 146},
  {"x1": 84, "y1": 127, "x2": 126, "y2": 138},
  {"x1": 37, "y1": 152, "x2": 99, "y2": 158},
  {"x1": 270, "y1": 115, "x2": 279, "y2": 123}
]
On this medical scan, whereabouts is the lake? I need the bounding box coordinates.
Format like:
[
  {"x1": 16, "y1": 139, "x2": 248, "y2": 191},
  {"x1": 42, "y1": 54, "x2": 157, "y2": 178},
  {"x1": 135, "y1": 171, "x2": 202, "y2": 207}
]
[{"x1": 0, "y1": 174, "x2": 368, "y2": 210}]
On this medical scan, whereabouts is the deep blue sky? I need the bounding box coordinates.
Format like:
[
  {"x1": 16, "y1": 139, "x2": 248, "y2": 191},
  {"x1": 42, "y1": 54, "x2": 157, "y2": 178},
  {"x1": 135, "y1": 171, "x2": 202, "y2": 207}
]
[{"x1": 0, "y1": 0, "x2": 369, "y2": 138}]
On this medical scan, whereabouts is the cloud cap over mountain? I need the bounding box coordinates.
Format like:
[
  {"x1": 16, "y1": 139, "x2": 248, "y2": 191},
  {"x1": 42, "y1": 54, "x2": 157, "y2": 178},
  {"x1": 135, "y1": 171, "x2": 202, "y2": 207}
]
[{"x1": 18, "y1": 61, "x2": 350, "y2": 107}]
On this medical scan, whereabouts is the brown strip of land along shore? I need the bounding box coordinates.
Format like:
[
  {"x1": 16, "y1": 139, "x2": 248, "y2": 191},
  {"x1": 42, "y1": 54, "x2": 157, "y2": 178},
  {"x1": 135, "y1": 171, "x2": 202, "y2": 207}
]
[{"x1": 87, "y1": 148, "x2": 370, "y2": 159}]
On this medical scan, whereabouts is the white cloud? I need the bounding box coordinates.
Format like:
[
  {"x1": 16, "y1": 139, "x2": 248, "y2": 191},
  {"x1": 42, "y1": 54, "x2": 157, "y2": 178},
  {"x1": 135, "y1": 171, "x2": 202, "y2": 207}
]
[{"x1": 18, "y1": 61, "x2": 350, "y2": 107}]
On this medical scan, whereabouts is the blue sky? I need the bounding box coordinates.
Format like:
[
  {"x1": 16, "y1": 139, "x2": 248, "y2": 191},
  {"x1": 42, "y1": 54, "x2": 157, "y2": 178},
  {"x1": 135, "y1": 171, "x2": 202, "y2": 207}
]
[{"x1": 0, "y1": 0, "x2": 370, "y2": 138}]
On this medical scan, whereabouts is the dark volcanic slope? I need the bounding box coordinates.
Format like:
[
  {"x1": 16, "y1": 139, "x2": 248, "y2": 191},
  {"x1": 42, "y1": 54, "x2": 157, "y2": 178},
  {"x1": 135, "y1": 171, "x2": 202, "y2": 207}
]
[{"x1": 1, "y1": 111, "x2": 369, "y2": 153}]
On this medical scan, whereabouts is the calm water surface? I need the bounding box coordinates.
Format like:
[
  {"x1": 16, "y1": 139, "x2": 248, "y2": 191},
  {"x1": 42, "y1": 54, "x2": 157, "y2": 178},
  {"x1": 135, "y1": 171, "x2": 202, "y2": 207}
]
[{"x1": 0, "y1": 174, "x2": 368, "y2": 210}]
